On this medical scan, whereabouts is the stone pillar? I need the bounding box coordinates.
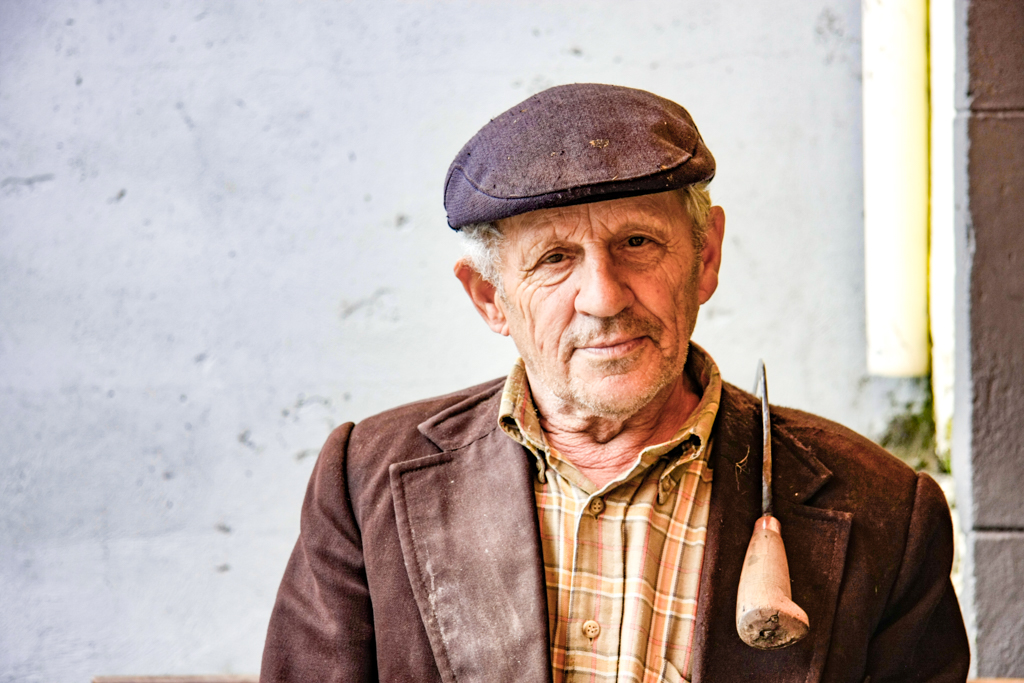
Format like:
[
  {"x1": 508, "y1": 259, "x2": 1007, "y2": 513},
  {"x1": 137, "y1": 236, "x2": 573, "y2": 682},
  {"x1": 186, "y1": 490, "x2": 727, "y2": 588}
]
[{"x1": 953, "y1": 0, "x2": 1024, "y2": 675}]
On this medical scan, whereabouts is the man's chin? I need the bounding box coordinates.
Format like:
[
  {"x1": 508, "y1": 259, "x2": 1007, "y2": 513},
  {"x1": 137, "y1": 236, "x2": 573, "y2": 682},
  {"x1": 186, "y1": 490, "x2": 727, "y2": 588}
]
[
  {"x1": 570, "y1": 347, "x2": 652, "y2": 378},
  {"x1": 567, "y1": 371, "x2": 670, "y2": 419}
]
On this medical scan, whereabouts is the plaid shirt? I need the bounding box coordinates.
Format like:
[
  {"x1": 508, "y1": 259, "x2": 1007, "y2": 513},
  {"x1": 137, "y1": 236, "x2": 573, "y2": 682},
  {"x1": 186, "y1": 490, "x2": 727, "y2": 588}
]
[{"x1": 499, "y1": 344, "x2": 721, "y2": 683}]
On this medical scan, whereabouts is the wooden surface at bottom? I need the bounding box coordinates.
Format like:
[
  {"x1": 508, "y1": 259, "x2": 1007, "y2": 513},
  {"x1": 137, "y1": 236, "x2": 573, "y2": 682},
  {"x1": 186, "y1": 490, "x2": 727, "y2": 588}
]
[
  {"x1": 93, "y1": 677, "x2": 258, "y2": 683},
  {"x1": 91, "y1": 676, "x2": 1024, "y2": 682}
]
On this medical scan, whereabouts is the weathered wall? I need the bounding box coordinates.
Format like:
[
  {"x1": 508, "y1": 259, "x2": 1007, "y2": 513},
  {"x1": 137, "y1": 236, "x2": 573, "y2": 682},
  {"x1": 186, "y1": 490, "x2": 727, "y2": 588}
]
[
  {"x1": 953, "y1": 0, "x2": 1024, "y2": 675},
  {"x1": 1, "y1": 1, "x2": 918, "y2": 680}
]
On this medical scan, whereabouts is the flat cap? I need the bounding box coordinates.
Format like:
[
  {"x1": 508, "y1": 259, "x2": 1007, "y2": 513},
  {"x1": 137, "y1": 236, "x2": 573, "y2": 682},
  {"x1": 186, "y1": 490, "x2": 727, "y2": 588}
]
[{"x1": 444, "y1": 83, "x2": 715, "y2": 229}]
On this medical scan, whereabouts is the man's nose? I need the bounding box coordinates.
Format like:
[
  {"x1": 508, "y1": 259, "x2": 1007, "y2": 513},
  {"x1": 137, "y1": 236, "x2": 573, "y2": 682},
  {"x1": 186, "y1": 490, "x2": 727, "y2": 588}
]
[{"x1": 574, "y1": 252, "x2": 634, "y2": 318}]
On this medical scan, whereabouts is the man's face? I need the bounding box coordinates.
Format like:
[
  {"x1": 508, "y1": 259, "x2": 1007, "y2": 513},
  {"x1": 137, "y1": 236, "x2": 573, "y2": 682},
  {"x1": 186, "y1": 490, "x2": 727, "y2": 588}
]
[{"x1": 483, "y1": 191, "x2": 723, "y2": 419}]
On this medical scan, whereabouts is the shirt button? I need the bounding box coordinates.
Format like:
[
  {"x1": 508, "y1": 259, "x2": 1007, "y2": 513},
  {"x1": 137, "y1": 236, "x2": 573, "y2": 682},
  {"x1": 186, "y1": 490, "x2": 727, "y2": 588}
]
[
  {"x1": 588, "y1": 497, "x2": 605, "y2": 515},
  {"x1": 581, "y1": 619, "x2": 601, "y2": 639}
]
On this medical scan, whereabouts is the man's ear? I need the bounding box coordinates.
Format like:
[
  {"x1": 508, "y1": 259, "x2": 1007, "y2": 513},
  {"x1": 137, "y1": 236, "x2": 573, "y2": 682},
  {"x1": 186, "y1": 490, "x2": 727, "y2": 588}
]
[
  {"x1": 697, "y1": 205, "x2": 725, "y2": 305},
  {"x1": 454, "y1": 259, "x2": 510, "y2": 336}
]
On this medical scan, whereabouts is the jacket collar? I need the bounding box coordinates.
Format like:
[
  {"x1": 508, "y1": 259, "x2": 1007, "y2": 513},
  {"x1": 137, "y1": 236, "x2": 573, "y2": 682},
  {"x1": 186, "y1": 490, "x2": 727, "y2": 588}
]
[{"x1": 417, "y1": 377, "x2": 505, "y2": 450}]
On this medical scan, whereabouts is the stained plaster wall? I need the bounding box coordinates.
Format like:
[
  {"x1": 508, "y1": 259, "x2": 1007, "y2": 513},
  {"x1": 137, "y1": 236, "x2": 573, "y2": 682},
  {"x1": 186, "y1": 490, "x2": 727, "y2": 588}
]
[{"x1": 0, "y1": 1, "x2": 923, "y2": 680}]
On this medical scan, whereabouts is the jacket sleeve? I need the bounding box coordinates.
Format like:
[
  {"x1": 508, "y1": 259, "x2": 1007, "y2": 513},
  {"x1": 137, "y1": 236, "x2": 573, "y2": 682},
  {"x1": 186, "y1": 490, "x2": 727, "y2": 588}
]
[
  {"x1": 260, "y1": 423, "x2": 377, "y2": 682},
  {"x1": 864, "y1": 472, "x2": 970, "y2": 682}
]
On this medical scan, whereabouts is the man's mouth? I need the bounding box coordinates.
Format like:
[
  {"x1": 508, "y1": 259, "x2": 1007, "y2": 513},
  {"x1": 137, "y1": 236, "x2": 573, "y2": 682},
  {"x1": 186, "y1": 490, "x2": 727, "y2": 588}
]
[{"x1": 576, "y1": 336, "x2": 647, "y2": 358}]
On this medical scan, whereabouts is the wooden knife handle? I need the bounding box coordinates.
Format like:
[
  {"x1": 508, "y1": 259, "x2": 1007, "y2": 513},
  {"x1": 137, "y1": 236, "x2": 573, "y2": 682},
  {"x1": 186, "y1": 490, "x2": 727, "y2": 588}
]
[{"x1": 735, "y1": 515, "x2": 810, "y2": 649}]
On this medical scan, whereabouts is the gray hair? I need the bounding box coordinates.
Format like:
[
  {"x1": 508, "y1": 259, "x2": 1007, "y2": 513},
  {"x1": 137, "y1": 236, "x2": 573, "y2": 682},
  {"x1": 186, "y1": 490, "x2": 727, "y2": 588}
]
[
  {"x1": 458, "y1": 220, "x2": 507, "y2": 286},
  {"x1": 459, "y1": 182, "x2": 713, "y2": 286}
]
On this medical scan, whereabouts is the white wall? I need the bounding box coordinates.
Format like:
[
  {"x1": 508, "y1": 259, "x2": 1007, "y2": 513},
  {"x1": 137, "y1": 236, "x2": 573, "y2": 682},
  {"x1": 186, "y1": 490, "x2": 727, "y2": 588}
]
[{"x1": 0, "y1": 1, "x2": 917, "y2": 680}]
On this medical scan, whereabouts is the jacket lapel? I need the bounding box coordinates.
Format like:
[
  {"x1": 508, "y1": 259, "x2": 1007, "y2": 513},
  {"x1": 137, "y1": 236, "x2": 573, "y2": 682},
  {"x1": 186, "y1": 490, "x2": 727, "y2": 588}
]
[
  {"x1": 691, "y1": 383, "x2": 852, "y2": 683},
  {"x1": 389, "y1": 386, "x2": 552, "y2": 683}
]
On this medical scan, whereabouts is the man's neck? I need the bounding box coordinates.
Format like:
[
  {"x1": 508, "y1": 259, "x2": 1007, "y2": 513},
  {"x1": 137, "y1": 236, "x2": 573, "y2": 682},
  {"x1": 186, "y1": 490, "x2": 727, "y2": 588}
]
[{"x1": 534, "y1": 372, "x2": 702, "y2": 490}]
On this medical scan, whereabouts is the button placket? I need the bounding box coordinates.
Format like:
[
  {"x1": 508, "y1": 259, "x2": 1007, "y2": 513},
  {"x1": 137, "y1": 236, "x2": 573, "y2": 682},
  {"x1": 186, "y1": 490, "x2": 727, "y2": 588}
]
[
  {"x1": 567, "y1": 510, "x2": 599, "y2": 669},
  {"x1": 566, "y1": 490, "x2": 623, "y2": 673}
]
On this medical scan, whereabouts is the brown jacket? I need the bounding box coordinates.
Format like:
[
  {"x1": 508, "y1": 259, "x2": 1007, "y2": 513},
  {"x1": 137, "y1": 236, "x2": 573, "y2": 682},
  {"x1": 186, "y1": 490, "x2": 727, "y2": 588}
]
[{"x1": 261, "y1": 379, "x2": 969, "y2": 682}]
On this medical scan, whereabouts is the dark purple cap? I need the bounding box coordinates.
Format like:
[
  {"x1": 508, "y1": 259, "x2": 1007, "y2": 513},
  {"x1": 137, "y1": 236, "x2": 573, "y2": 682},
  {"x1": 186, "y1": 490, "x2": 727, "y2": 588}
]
[{"x1": 444, "y1": 83, "x2": 715, "y2": 229}]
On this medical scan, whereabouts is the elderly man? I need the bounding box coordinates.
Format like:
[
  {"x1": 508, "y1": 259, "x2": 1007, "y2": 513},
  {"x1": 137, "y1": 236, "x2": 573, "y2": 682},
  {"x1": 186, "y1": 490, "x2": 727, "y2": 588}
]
[{"x1": 261, "y1": 84, "x2": 968, "y2": 682}]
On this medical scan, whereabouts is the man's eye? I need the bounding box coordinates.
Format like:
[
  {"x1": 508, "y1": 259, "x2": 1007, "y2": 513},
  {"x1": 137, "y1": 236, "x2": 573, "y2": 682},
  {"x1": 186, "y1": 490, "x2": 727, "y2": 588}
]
[
  {"x1": 544, "y1": 253, "x2": 565, "y2": 264},
  {"x1": 627, "y1": 236, "x2": 647, "y2": 247}
]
